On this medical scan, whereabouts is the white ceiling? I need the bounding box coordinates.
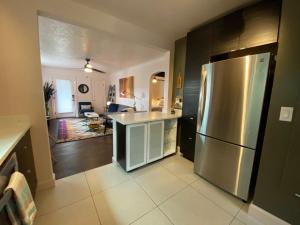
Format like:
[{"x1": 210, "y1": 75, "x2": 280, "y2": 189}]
[
  {"x1": 72, "y1": 0, "x2": 257, "y2": 41},
  {"x1": 38, "y1": 16, "x2": 167, "y2": 72}
]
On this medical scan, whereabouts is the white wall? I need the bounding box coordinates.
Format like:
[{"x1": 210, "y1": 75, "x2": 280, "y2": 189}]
[
  {"x1": 110, "y1": 53, "x2": 170, "y2": 112},
  {"x1": 42, "y1": 66, "x2": 109, "y2": 117}
]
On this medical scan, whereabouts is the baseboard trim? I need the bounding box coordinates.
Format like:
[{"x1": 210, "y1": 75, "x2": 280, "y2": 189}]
[
  {"x1": 249, "y1": 204, "x2": 291, "y2": 225},
  {"x1": 37, "y1": 177, "x2": 55, "y2": 191}
]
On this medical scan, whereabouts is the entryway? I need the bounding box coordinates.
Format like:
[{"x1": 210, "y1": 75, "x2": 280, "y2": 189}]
[{"x1": 149, "y1": 72, "x2": 165, "y2": 112}]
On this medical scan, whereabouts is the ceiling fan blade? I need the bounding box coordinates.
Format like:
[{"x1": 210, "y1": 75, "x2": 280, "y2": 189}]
[{"x1": 92, "y1": 68, "x2": 106, "y2": 73}]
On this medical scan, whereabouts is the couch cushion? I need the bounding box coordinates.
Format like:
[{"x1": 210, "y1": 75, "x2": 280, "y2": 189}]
[{"x1": 108, "y1": 103, "x2": 119, "y2": 112}]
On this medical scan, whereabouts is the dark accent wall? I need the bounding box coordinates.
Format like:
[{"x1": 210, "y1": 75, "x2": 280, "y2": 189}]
[
  {"x1": 253, "y1": 0, "x2": 300, "y2": 223},
  {"x1": 180, "y1": 0, "x2": 282, "y2": 161},
  {"x1": 172, "y1": 37, "x2": 187, "y2": 104}
]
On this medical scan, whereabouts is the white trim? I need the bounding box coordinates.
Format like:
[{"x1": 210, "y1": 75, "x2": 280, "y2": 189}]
[
  {"x1": 37, "y1": 177, "x2": 55, "y2": 191},
  {"x1": 147, "y1": 120, "x2": 164, "y2": 163},
  {"x1": 249, "y1": 204, "x2": 291, "y2": 225},
  {"x1": 112, "y1": 120, "x2": 117, "y2": 162},
  {"x1": 126, "y1": 123, "x2": 147, "y2": 171}
]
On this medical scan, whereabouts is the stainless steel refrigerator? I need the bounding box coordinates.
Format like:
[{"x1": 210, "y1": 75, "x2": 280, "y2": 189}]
[{"x1": 194, "y1": 53, "x2": 271, "y2": 201}]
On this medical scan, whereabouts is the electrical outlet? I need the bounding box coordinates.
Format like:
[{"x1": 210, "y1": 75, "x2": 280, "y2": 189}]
[{"x1": 279, "y1": 107, "x2": 294, "y2": 122}]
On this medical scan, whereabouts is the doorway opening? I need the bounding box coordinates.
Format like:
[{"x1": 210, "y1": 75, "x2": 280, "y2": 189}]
[{"x1": 149, "y1": 72, "x2": 165, "y2": 112}]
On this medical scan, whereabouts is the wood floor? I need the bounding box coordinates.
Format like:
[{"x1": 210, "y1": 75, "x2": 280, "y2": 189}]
[{"x1": 49, "y1": 119, "x2": 113, "y2": 179}]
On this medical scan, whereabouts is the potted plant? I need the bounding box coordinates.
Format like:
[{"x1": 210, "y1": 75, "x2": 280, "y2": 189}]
[{"x1": 43, "y1": 82, "x2": 55, "y2": 117}]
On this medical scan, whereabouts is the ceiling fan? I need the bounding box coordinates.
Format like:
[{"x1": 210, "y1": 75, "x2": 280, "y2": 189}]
[{"x1": 83, "y1": 58, "x2": 106, "y2": 73}]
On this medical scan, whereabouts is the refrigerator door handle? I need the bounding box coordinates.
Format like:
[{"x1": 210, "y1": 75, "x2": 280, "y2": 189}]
[{"x1": 197, "y1": 67, "x2": 207, "y2": 132}]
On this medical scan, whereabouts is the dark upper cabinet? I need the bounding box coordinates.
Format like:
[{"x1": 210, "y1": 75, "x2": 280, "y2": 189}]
[
  {"x1": 239, "y1": 0, "x2": 281, "y2": 49},
  {"x1": 211, "y1": 11, "x2": 243, "y2": 55},
  {"x1": 182, "y1": 25, "x2": 211, "y2": 116}
]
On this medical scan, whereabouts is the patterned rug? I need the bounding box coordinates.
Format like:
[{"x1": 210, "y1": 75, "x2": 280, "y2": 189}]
[{"x1": 56, "y1": 118, "x2": 112, "y2": 143}]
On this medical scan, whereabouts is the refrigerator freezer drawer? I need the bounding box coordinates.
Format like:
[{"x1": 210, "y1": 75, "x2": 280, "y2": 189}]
[{"x1": 194, "y1": 133, "x2": 255, "y2": 200}]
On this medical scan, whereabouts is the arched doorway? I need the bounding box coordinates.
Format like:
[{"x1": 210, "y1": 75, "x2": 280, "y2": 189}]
[{"x1": 149, "y1": 72, "x2": 165, "y2": 112}]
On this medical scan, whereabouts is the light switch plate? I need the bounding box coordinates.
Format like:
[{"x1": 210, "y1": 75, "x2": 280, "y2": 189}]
[{"x1": 279, "y1": 107, "x2": 294, "y2": 122}]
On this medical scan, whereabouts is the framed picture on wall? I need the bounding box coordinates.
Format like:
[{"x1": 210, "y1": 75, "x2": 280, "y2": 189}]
[{"x1": 119, "y1": 76, "x2": 134, "y2": 98}]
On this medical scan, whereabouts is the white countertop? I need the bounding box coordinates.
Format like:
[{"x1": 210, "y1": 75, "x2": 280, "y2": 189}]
[
  {"x1": 108, "y1": 111, "x2": 182, "y2": 125},
  {"x1": 0, "y1": 115, "x2": 31, "y2": 165}
]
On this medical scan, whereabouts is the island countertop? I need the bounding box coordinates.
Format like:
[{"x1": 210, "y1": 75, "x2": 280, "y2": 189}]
[
  {"x1": 108, "y1": 111, "x2": 182, "y2": 125},
  {"x1": 0, "y1": 115, "x2": 30, "y2": 165}
]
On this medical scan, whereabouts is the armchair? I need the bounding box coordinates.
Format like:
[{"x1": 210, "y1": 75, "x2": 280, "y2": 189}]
[{"x1": 78, "y1": 102, "x2": 94, "y2": 117}]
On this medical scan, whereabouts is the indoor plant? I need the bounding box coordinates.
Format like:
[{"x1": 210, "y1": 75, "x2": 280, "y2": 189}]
[{"x1": 43, "y1": 82, "x2": 55, "y2": 117}]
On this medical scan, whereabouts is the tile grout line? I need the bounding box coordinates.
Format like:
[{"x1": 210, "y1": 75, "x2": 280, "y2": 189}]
[
  {"x1": 157, "y1": 206, "x2": 175, "y2": 225},
  {"x1": 36, "y1": 195, "x2": 92, "y2": 218},
  {"x1": 83, "y1": 171, "x2": 103, "y2": 225},
  {"x1": 188, "y1": 179, "x2": 245, "y2": 219},
  {"x1": 84, "y1": 168, "x2": 133, "y2": 196},
  {"x1": 131, "y1": 165, "x2": 191, "y2": 207},
  {"x1": 128, "y1": 206, "x2": 159, "y2": 225},
  {"x1": 129, "y1": 171, "x2": 180, "y2": 225}
]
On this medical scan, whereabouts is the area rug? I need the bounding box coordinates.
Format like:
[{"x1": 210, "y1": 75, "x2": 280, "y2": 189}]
[{"x1": 56, "y1": 118, "x2": 112, "y2": 143}]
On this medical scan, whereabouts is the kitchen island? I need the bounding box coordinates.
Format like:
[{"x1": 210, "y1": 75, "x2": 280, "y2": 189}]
[{"x1": 109, "y1": 111, "x2": 181, "y2": 171}]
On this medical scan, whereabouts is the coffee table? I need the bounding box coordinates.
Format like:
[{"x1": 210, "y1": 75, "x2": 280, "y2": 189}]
[
  {"x1": 84, "y1": 112, "x2": 99, "y2": 119},
  {"x1": 84, "y1": 112, "x2": 103, "y2": 130}
]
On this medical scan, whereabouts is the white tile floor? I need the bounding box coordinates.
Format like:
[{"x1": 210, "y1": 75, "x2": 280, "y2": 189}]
[{"x1": 34, "y1": 154, "x2": 264, "y2": 225}]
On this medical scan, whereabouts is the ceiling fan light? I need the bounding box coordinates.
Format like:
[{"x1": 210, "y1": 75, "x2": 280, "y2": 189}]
[
  {"x1": 84, "y1": 67, "x2": 93, "y2": 73},
  {"x1": 86, "y1": 63, "x2": 93, "y2": 69}
]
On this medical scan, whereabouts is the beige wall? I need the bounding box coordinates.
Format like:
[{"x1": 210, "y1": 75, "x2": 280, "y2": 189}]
[
  {"x1": 0, "y1": 0, "x2": 174, "y2": 189},
  {"x1": 0, "y1": 0, "x2": 54, "y2": 189}
]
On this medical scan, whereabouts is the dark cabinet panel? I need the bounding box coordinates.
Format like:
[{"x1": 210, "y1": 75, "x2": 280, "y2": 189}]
[
  {"x1": 180, "y1": 116, "x2": 197, "y2": 161},
  {"x1": 14, "y1": 131, "x2": 37, "y2": 196},
  {"x1": 279, "y1": 98, "x2": 300, "y2": 221},
  {"x1": 239, "y1": 0, "x2": 281, "y2": 49},
  {"x1": 0, "y1": 130, "x2": 37, "y2": 224},
  {"x1": 180, "y1": 0, "x2": 281, "y2": 162},
  {"x1": 182, "y1": 25, "x2": 211, "y2": 116},
  {"x1": 211, "y1": 11, "x2": 243, "y2": 55}
]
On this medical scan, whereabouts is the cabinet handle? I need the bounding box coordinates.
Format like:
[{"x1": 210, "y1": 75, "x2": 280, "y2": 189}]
[
  {"x1": 189, "y1": 117, "x2": 194, "y2": 120},
  {"x1": 23, "y1": 146, "x2": 28, "y2": 150},
  {"x1": 295, "y1": 193, "x2": 300, "y2": 198},
  {"x1": 26, "y1": 169, "x2": 31, "y2": 174},
  {"x1": 188, "y1": 137, "x2": 193, "y2": 140}
]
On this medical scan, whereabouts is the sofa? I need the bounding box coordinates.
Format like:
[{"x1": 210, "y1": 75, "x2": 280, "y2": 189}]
[
  {"x1": 78, "y1": 102, "x2": 94, "y2": 117},
  {"x1": 103, "y1": 103, "x2": 135, "y2": 133},
  {"x1": 106, "y1": 103, "x2": 135, "y2": 114}
]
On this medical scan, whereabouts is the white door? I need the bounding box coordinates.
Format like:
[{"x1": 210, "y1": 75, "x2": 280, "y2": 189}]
[
  {"x1": 126, "y1": 123, "x2": 147, "y2": 171},
  {"x1": 54, "y1": 79, "x2": 76, "y2": 118},
  {"x1": 147, "y1": 121, "x2": 164, "y2": 163},
  {"x1": 92, "y1": 79, "x2": 106, "y2": 114}
]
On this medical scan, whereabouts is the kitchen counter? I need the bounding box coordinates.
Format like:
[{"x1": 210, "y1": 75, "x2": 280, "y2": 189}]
[
  {"x1": 0, "y1": 115, "x2": 31, "y2": 165},
  {"x1": 110, "y1": 111, "x2": 181, "y2": 171},
  {"x1": 108, "y1": 111, "x2": 182, "y2": 125}
]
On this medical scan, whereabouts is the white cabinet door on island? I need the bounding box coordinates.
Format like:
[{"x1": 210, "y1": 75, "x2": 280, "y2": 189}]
[
  {"x1": 126, "y1": 123, "x2": 147, "y2": 171},
  {"x1": 111, "y1": 112, "x2": 181, "y2": 172},
  {"x1": 147, "y1": 121, "x2": 164, "y2": 163}
]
